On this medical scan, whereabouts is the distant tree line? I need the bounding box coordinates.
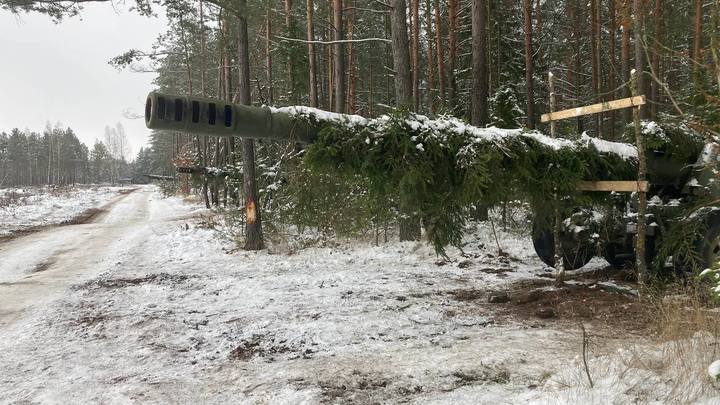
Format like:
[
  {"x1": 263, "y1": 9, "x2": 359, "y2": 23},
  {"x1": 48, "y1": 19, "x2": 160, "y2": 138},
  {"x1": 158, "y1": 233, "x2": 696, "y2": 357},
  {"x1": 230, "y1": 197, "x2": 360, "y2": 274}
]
[{"x1": 0, "y1": 122, "x2": 165, "y2": 187}]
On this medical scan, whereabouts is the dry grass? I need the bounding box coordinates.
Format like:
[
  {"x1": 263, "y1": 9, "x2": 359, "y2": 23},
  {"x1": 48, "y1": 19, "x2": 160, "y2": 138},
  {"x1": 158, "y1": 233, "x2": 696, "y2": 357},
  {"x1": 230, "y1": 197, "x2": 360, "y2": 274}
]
[
  {"x1": 640, "y1": 283, "x2": 720, "y2": 402},
  {"x1": 0, "y1": 189, "x2": 31, "y2": 208},
  {"x1": 0, "y1": 186, "x2": 79, "y2": 208},
  {"x1": 542, "y1": 282, "x2": 720, "y2": 403}
]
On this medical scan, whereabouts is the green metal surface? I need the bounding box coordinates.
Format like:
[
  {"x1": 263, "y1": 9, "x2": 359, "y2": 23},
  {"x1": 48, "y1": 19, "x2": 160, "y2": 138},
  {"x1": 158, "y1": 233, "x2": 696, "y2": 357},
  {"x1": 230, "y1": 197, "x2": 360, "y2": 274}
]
[{"x1": 145, "y1": 92, "x2": 318, "y2": 143}]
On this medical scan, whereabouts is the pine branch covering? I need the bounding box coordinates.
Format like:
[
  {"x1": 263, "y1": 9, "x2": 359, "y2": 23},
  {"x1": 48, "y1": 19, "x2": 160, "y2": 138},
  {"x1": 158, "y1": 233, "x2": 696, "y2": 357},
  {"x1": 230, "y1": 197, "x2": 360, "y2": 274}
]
[{"x1": 271, "y1": 107, "x2": 642, "y2": 254}]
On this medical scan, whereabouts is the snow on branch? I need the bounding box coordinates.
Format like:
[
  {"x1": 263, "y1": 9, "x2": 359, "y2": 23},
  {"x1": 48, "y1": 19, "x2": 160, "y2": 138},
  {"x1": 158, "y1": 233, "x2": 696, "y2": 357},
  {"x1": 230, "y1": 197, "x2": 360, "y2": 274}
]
[{"x1": 275, "y1": 36, "x2": 392, "y2": 45}]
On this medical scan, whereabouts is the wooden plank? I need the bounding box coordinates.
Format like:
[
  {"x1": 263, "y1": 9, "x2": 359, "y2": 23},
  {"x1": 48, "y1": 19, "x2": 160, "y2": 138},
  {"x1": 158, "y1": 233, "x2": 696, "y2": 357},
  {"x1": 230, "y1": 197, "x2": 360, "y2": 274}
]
[
  {"x1": 577, "y1": 180, "x2": 649, "y2": 193},
  {"x1": 541, "y1": 96, "x2": 646, "y2": 123}
]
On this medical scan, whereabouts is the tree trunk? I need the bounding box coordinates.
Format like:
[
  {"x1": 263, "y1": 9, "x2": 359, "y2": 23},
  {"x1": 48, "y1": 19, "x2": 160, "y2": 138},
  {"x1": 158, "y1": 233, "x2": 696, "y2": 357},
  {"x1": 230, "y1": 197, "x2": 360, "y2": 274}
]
[
  {"x1": 199, "y1": 0, "x2": 206, "y2": 95},
  {"x1": 631, "y1": 70, "x2": 648, "y2": 284},
  {"x1": 333, "y1": 0, "x2": 346, "y2": 113},
  {"x1": 327, "y1": 23, "x2": 333, "y2": 109},
  {"x1": 590, "y1": 0, "x2": 601, "y2": 136},
  {"x1": 223, "y1": 29, "x2": 232, "y2": 100},
  {"x1": 650, "y1": 0, "x2": 662, "y2": 119},
  {"x1": 238, "y1": 0, "x2": 264, "y2": 250},
  {"x1": 425, "y1": 0, "x2": 435, "y2": 112},
  {"x1": 523, "y1": 0, "x2": 535, "y2": 129},
  {"x1": 390, "y1": 0, "x2": 413, "y2": 108},
  {"x1": 609, "y1": 0, "x2": 617, "y2": 139},
  {"x1": 573, "y1": 0, "x2": 583, "y2": 133},
  {"x1": 307, "y1": 0, "x2": 318, "y2": 107},
  {"x1": 285, "y1": 0, "x2": 298, "y2": 104},
  {"x1": 490, "y1": 0, "x2": 498, "y2": 92},
  {"x1": 347, "y1": 2, "x2": 356, "y2": 112},
  {"x1": 533, "y1": 0, "x2": 541, "y2": 38},
  {"x1": 433, "y1": 0, "x2": 446, "y2": 108},
  {"x1": 198, "y1": 0, "x2": 210, "y2": 208},
  {"x1": 621, "y1": 0, "x2": 632, "y2": 124},
  {"x1": 369, "y1": 62, "x2": 374, "y2": 116},
  {"x1": 390, "y1": 0, "x2": 420, "y2": 241},
  {"x1": 411, "y1": 0, "x2": 420, "y2": 111},
  {"x1": 692, "y1": 0, "x2": 703, "y2": 84},
  {"x1": 471, "y1": 0, "x2": 488, "y2": 126},
  {"x1": 447, "y1": 0, "x2": 458, "y2": 109},
  {"x1": 633, "y1": 0, "x2": 647, "y2": 118},
  {"x1": 266, "y1": 1, "x2": 274, "y2": 104}
]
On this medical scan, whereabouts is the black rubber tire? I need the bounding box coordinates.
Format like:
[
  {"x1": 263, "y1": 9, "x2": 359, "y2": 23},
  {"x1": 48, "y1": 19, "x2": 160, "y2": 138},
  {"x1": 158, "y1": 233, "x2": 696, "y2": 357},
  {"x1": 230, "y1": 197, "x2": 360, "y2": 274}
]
[
  {"x1": 603, "y1": 243, "x2": 633, "y2": 270},
  {"x1": 532, "y1": 220, "x2": 595, "y2": 270},
  {"x1": 698, "y1": 222, "x2": 720, "y2": 271}
]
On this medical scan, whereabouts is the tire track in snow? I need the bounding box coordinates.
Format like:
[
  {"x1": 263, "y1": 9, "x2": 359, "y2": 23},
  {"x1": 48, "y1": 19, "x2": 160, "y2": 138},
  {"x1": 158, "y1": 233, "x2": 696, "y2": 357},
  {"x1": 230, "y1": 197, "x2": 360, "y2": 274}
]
[{"x1": 0, "y1": 188, "x2": 153, "y2": 327}]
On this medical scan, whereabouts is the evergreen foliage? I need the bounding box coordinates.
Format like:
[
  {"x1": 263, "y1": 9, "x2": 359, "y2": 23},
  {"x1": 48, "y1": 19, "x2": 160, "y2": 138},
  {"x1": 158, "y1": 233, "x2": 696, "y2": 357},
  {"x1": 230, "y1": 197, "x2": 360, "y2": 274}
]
[
  {"x1": 302, "y1": 111, "x2": 638, "y2": 254},
  {"x1": 488, "y1": 86, "x2": 524, "y2": 129}
]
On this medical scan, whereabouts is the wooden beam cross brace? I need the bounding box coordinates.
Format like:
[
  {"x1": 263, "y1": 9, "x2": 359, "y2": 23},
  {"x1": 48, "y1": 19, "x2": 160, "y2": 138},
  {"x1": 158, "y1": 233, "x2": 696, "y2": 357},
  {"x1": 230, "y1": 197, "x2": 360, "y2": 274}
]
[
  {"x1": 541, "y1": 96, "x2": 646, "y2": 123},
  {"x1": 576, "y1": 180, "x2": 649, "y2": 193}
]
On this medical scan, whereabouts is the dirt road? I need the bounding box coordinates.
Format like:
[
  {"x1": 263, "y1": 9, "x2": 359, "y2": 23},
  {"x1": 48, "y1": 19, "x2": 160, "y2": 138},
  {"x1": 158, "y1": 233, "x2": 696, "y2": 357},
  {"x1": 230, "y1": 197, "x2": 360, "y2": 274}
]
[{"x1": 0, "y1": 187, "x2": 176, "y2": 327}]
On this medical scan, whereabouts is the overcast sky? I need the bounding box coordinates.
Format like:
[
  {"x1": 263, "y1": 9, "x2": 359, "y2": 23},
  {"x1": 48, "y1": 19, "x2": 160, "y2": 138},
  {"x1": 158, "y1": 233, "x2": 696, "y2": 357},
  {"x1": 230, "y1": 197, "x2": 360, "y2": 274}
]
[{"x1": 0, "y1": 5, "x2": 167, "y2": 157}]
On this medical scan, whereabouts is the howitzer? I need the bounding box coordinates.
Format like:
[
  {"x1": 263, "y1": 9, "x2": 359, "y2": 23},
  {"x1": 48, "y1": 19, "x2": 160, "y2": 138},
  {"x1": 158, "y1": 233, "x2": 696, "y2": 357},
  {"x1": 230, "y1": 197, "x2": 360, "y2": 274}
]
[
  {"x1": 145, "y1": 91, "x2": 720, "y2": 273},
  {"x1": 145, "y1": 92, "x2": 318, "y2": 143}
]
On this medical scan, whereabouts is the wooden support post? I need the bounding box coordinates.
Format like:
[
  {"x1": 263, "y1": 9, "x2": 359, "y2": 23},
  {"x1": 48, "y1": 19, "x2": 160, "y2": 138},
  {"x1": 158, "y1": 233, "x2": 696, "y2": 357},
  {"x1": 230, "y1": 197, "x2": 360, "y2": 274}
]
[
  {"x1": 549, "y1": 71, "x2": 564, "y2": 284},
  {"x1": 631, "y1": 70, "x2": 648, "y2": 285},
  {"x1": 549, "y1": 72, "x2": 557, "y2": 138}
]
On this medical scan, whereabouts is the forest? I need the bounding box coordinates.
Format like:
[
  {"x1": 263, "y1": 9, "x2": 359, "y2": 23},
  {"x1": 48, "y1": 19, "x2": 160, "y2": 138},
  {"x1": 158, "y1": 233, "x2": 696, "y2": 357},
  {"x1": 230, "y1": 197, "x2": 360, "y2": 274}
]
[{"x1": 0, "y1": 123, "x2": 145, "y2": 187}]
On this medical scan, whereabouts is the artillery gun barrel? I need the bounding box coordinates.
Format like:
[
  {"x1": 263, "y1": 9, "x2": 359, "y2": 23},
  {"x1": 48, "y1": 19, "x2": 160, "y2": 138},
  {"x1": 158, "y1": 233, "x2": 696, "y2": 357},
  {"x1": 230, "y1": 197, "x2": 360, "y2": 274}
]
[{"x1": 144, "y1": 92, "x2": 318, "y2": 143}]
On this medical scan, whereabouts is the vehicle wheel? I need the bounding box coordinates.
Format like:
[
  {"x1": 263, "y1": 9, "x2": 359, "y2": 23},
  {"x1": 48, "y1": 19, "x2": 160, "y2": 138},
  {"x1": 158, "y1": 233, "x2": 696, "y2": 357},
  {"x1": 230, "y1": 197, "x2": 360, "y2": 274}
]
[
  {"x1": 532, "y1": 214, "x2": 596, "y2": 271},
  {"x1": 698, "y1": 222, "x2": 720, "y2": 271},
  {"x1": 603, "y1": 243, "x2": 634, "y2": 270}
]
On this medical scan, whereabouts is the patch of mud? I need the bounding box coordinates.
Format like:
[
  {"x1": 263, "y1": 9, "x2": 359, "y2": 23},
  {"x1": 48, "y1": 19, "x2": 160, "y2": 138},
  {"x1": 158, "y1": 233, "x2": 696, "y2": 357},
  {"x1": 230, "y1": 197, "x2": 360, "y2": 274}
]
[
  {"x1": 310, "y1": 366, "x2": 512, "y2": 403},
  {"x1": 494, "y1": 279, "x2": 650, "y2": 333},
  {"x1": 32, "y1": 258, "x2": 57, "y2": 273},
  {"x1": 59, "y1": 208, "x2": 106, "y2": 225},
  {"x1": 479, "y1": 267, "x2": 514, "y2": 276},
  {"x1": 313, "y1": 370, "x2": 396, "y2": 404},
  {"x1": 450, "y1": 289, "x2": 485, "y2": 301},
  {"x1": 74, "y1": 313, "x2": 112, "y2": 328},
  {"x1": 0, "y1": 280, "x2": 37, "y2": 286},
  {"x1": 0, "y1": 226, "x2": 45, "y2": 243},
  {"x1": 446, "y1": 367, "x2": 511, "y2": 389},
  {"x1": 229, "y1": 335, "x2": 317, "y2": 361},
  {"x1": 75, "y1": 273, "x2": 195, "y2": 290}
]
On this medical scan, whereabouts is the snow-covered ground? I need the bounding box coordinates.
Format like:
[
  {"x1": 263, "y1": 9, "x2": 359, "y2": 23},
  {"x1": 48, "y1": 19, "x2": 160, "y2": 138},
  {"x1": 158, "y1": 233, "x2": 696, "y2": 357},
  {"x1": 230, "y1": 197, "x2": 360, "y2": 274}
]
[
  {"x1": 0, "y1": 186, "x2": 718, "y2": 404},
  {"x1": 0, "y1": 185, "x2": 131, "y2": 237}
]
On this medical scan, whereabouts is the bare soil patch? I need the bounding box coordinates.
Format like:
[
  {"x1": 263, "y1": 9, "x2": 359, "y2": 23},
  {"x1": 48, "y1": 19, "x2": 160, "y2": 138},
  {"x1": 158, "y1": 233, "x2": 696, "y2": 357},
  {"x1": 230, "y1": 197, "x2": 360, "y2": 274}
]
[
  {"x1": 494, "y1": 279, "x2": 650, "y2": 333},
  {"x1": 32, "y1": 258, "x2": 58, "y2": 273},
  {"x1": 228, "y1": 335, "x2": 317, "y2": 362},
  {"x1": 313, "y1": 370, "x2": 395, "y2": 404},
  {"x1": 443, "y1": 266, "x2": 650, "y2": 334},
  {"x1": 59, "y1": 208, "x2": 106, "y2": 225},
  {"x1": 0, "y1": 280, "x2": 37, "y2": 286},
  {"x1": 449, "y1": 288, "x2": 484, "y2": 301}
]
